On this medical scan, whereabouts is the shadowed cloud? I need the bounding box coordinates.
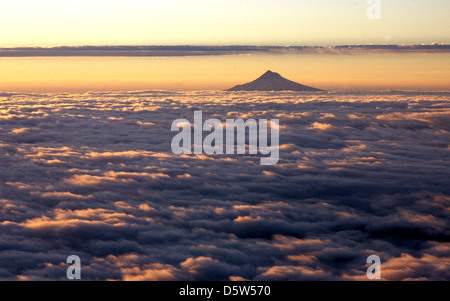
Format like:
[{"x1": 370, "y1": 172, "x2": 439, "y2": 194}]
[{"x1": 0, "y1": 90, "x2": 449, "y2": 280}]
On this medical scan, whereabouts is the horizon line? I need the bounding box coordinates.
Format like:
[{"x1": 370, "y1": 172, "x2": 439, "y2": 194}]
[{"x1": 1, "y1": 89, "x2": 449, "y2": 95}]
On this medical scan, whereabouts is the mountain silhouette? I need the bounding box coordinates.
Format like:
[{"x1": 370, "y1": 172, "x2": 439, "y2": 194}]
[{"x1": 227, "y1": 70, "x2": 324, "y2": 92}]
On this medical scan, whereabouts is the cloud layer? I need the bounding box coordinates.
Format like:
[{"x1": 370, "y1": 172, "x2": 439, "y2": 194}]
[
  {"x1": 0, "y1": 44, "x2": 448, "y2": 57},
  {"x1": 0, "y1": 90, "x2": 449, "y2": 280}
]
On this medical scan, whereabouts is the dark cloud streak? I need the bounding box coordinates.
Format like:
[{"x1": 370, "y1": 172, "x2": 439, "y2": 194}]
[{"x1": 0, "y1": 44, "x2": 448, "y2": 57}]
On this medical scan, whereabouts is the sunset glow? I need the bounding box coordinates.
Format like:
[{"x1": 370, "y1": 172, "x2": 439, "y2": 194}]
[{"x1": 0, "y1": 53, "x2": 448, "y2": 92}]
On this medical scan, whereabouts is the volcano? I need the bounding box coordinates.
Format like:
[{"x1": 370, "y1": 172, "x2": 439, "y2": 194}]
[{"x1": 227, "y1": 70, "x2": 324, "y2": 92}]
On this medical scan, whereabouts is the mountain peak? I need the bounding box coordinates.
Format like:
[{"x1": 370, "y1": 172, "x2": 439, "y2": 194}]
[
  {"x1": 227, "y1": 71, "x2": 324, "y2": 92},
  {"x1": 260, "y1": 70, "x2": 282, "y2": 78},
  {"x1": 263, "y1": 70, "x2": 276, "y2": 75}
]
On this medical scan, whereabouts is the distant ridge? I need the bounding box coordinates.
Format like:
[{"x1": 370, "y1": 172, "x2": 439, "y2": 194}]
[{"x1": 226, "y1": 70, "x2": 324, "y2": 92}]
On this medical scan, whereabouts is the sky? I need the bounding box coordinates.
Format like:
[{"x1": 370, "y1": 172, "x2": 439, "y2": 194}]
[
  {"x1": 0, "y1": 0, "x2": 448, "y2": 92},
  {"x1": 1, "y1": 54, "x2": 449, "y2": 92},
  {"x1": 0, "y1": 0, "x2": 449, "y2": 46}
]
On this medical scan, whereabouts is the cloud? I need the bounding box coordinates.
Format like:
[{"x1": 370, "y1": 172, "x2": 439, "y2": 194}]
[
  {"x1": 308, "y1": 122, "x2": 336, "y2": 131},
  {"x1": 0, "y1": 90, "x2": 448, "y2": 280},
  {"x1": 120, "y1": 263, "x2": 177, "y2": 281},
  {"x1": 0, "y1": 45, "x2": 448, "y2": 57}
]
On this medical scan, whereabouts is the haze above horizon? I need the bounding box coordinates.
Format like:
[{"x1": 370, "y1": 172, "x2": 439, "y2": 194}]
[{"x1": 0, "y1": 0, "x2": 448, "y2": 47}]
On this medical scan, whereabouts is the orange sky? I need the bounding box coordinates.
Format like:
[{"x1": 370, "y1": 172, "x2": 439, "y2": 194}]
[
  {"x1": 0, "y1": 53, "x2": 448, "y2": 92},
  {"x1": 0, "y1": 0, "x2": 448, "y2": 92}
]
